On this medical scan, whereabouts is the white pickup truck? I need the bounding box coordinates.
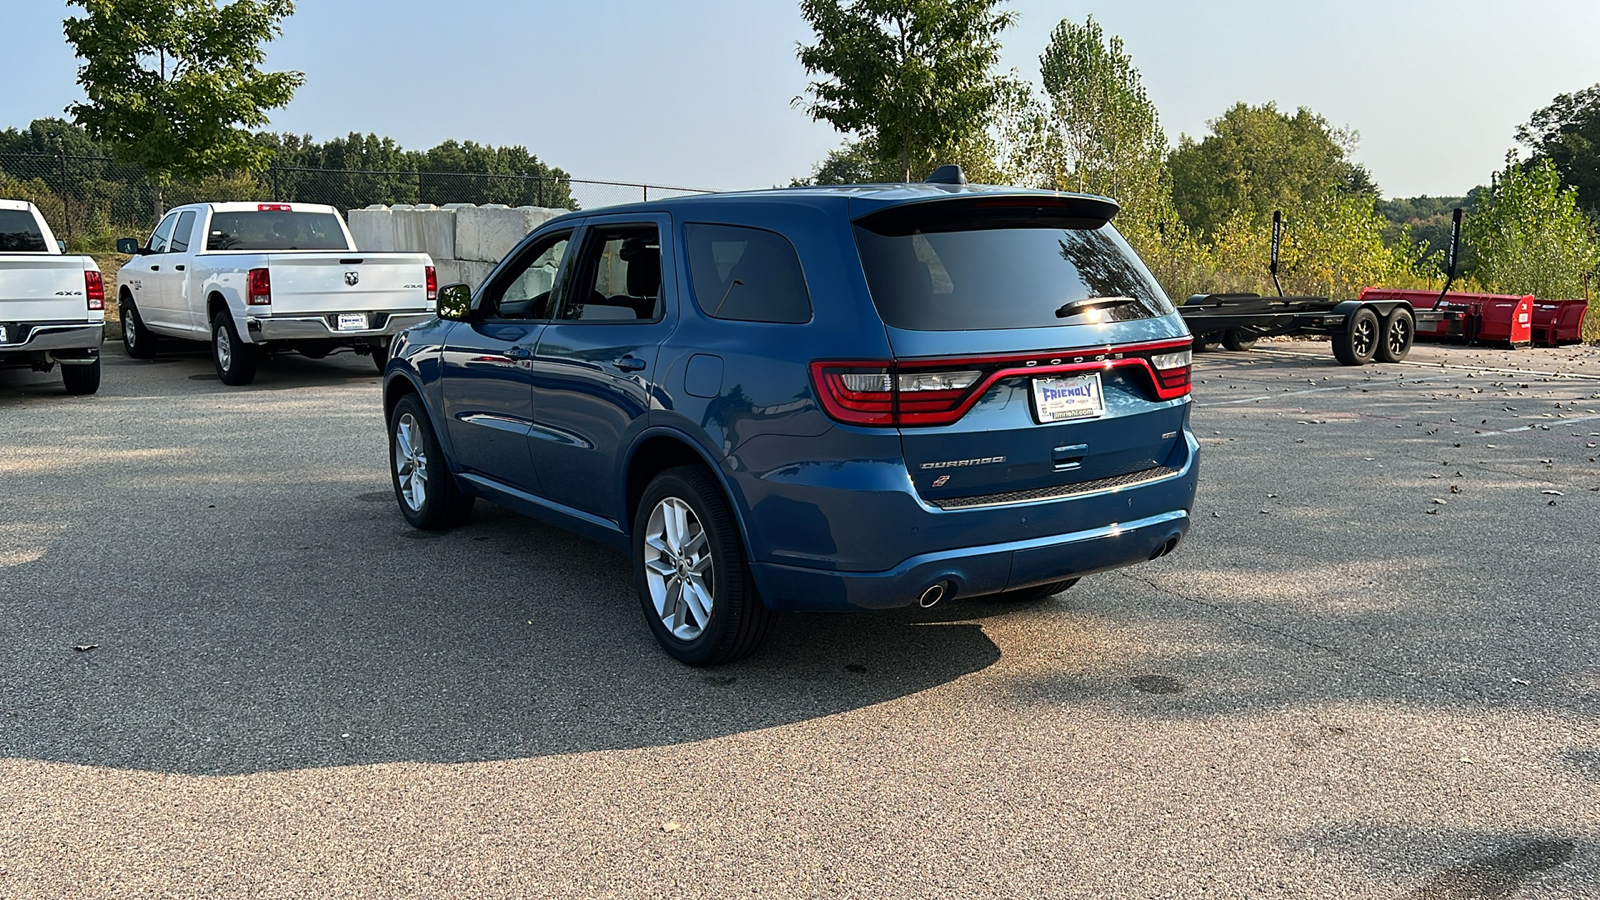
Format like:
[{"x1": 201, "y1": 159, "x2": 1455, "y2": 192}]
[
  {"x1": 0, "y1": 199, "x2": 105, "y2": 395},
  {"x1": 115, "y1": 202, "x2": 436, "y2": 385}
]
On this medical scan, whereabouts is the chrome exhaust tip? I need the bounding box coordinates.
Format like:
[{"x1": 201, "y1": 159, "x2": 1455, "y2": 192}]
[
  {"x1": 917, "y1": 582, "x2": 947, "y2": 608},
  {"x1": 1149, "y1": 536, "x2": 1180, "y2": 560}
]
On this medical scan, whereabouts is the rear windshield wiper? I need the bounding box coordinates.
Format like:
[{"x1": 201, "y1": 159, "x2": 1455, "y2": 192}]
[{"x1": 1055, "y1": 296, "x2": 1138, "y2": 319}]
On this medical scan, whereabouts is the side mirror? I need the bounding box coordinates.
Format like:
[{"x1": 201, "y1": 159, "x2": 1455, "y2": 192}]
[
  {"x1": 56, "y1": 239, "x2": 67, "y2": 253},
  {"x1": 116, "y1": 237, "x2": 140, "y2": 255},
  {"x1": 437, "y1": 283, "x2": 473, "y2": 321}
]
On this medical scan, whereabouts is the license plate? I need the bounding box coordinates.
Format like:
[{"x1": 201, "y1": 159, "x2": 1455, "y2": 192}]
[
  {"x1": 1031, "y1": 373, "x2": 1105, "y2": 423},
  {"x1": 336, "y1": 313, "x2": 368, "y2": 332}
]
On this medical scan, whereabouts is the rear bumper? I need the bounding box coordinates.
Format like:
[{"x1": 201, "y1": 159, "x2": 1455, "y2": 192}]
[
  {"x1": 751, "y1": 509, "x2": 1190, "y2": 611},
  {"x1": 0, "y1": 322, "x2": 104, "y2": 358},
  {"x1": 245, "y1": 311, "x2": 434, "y2": 342}
]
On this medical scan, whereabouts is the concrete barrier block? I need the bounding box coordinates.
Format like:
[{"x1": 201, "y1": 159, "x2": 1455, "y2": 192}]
[
  {"x1": 346, "y1": 206, "x2": 395, "y2": 253},
  {"x1": 455, "y1": 205, "x2": 568, "y2": 263}
]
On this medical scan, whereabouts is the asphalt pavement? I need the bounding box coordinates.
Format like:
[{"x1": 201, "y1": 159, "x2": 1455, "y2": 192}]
[{"x1": 1, "y1": 336, "x2": 1597, "y2": 898}]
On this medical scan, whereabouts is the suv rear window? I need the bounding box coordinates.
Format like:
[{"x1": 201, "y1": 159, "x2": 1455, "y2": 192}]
[
  {"x1": 686, "y1": 224, "x2": 812, "y2": 324},
  {"x1": 0, "y1": 209, "x2": 49, "y2": 252},
  {"x1": 853, "y1": 212, "x2": 1173, "y2": 331},
  {"x1": 207, "y1": 211, "x2": 349, "y2": 251}
]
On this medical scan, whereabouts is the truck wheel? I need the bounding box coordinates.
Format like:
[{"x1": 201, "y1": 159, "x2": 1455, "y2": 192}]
[
  {"x1": 1376, "y1": 308, "x2": 1414, "y2": 363},
  {"x1": 1333, "y1": 308, "x2": 1379, "y2": 366},
  {"x1": 1193, "y1": 333, "x2": 1222, "y2": 352},
  {"x1": 121, "y1": 297, "x2": 158, "y2": 359},
  {"x1": 370, "y1": 338, "x2": 391, "y2": 374},
  {"x1": 1222, "y1": 329, "x2": 1258, "y2": 352},
  {"x1": 634, "y1": 466, "x2": 773, "y2": 666},
  {"x1": 389, "y1": 394, "x2": 474, "y2": 530},
  {"x1": 60, "y1": 359, "x2": 101, "y2": 395},
  {"x1": 992, "y1": 578, "x2": 1080, "y2": 602},
  {"x1": 211, "y1": 311, "x2": 259, "y2": 386}
]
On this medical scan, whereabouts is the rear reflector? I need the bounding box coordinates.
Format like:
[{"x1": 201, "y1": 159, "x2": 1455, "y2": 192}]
[
  {"x1": 425, "y1": 265, "x2": 438, "y2": 303},
  {"x1": 83, "y1": 270, "x2": 104, "y2": 310},
  {"x1": 811, "y1": 338, "x2": 1192, "y2": 427},
  {"x1": 246, "y1": 267, "x2": 272, "y2": 305}
]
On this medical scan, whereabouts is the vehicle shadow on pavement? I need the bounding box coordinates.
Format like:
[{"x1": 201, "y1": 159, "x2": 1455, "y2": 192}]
[{"x1": 1, "y1": 501, "x2": 1000, "y2": 777}]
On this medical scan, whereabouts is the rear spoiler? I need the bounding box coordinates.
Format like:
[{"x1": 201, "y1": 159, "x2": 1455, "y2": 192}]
[{"x1": 853, "y1": 194, "x2": 1120, "y2": 236}]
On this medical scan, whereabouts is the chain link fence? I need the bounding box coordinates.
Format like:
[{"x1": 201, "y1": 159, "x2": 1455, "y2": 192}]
[{"x1": 0, "y1": 152, "x2": 711, "y2": 247}]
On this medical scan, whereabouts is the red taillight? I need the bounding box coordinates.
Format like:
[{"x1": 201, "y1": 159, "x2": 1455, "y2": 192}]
[
  {"x1": 246, "y1": 267, "x2": 272, "y2": 305},
  {"x1": 425, "y1": 265, "x2": 437, "y2": 303},
  {"x1": 83, "y1": 270, "x2": 104, "y2": 310},
  {"x1": 257, "y1": 203, "x2": 292, "y2": 212},
  {"x1": 811, "y1": 338, "x2": 1192, "y2": 427}
]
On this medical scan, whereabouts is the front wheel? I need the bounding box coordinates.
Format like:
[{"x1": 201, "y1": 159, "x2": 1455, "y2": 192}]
[
  {"x1": 60, "y1": 359, "x2": 101, "y2": 395},
  {"x1": 121, "y1": 296, "x2": 157, "y2": 359},
  {"x1": 634, "y1": 466, "x2": 773, "y2": 666},
  {"x1": 389, "y1": 394, "x2": 474, "y2": 530},
  {"x1": 1333, "y1": 307, "x2": 1379, "y2": 366},
  {"x1": 1376, "y1": 308, "x2": 1414, "y2": 363},
  {"x1": 1222, "y1": 329, "x2": 1258, "y2": 352},
  {"x1": 211, "y1": 311, "x2": 259, "y2": 385}
]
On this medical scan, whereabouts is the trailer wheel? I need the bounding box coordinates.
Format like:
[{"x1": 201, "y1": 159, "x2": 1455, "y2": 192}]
[
  {"x1": 1222, "y1": 329, "x2": 1258, "y2": 352},
  {"x1": 1193, "y1": 333, "x2": 1223, "y2": 352},
  {"x1": 1333, "y1": 308, "x2": 1380, "y2": 366},
  {"x1": 1376, "y1": 308, "x2": 1414, "y2": 364}
]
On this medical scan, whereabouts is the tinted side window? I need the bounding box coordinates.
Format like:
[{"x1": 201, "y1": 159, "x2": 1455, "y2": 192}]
[
  {"x1": 685, "y1": 224, "x2": 811, "y2": 324},
  {"x1": 168, "y1": 210, "x2": 197, "y2": 253},
  {"x1": 0, "y1": 209, "x2": 48, "y2": 252},
  {"x1": 482, "y1": 231, "x2": 572, "y2": 320},
  {"x1": 148, "y1": 213, "x2": 179, "y2": 253},
  {"x1": 559, "y1": 224, "x2": 661, "y2": 322}
]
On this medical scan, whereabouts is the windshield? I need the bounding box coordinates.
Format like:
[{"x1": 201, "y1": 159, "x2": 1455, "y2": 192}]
[
  {"x1": 0, "y1": 209, "x2": 49, "y2": 252},
  {"x1": 206, "y1": 211, "x2": 349, "y2": 251},
  {"x1": 853, "y1": 218, "x2": 1174, "y2": 331}
]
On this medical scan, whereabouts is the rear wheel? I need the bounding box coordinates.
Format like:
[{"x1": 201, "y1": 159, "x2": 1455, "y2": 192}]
[
  {"x1": 1333, "y1": 307, "x2": 1379, "y2": 366},
  {"x1": 389, "y1": 394, "x2": 474, "y2": 530},
  {"x1": 370, "y1": 338, "x2": 391, "y2": 374},
  {"x1": 120, "y1": 296, "x2": 157, "y2": 359},
  {"x1": 211, "y1": 311, "x2": 259, "y2": 385},
  {"x1": 1376, "y1": 308, "x2": 1414, "y2": 363},
  {"x1": 992, "y1": 578, "x2": 1080, "y2": 602},
  {"x1": 1193, "y1": 333, "x2": 1223, "y2": 352},
  {"x1": 60, "y1": 359, "x2": 101, "y2": 395},
  {"x1": 1222, "y1": 329, "x2": 1258, "y2": 352},
  {"x1": 634, "y1": 466, "x2": 773, "y2": 666}
]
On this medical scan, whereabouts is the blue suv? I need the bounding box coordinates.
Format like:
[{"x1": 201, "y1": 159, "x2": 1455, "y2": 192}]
[{"x1": 382, "y1": 173, "x2": 1199, "y2": 665}]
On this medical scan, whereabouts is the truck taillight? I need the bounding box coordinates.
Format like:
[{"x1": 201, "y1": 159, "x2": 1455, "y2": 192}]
[
  {"x1": 810, "y1": 338, "x2": 1193, "y2": 428},
  {"x1": 83, "y1": 270, "x2": 104, "y2": 310},
  {"x1": 257, "y1": 203, "x2": 292, "y2": 212},
  {"x1": 247, "y1": 267, "x2": 272, "y2": 305},
  {"x1": 425, "y1": 265, "x2": 437, "y2": 303}
]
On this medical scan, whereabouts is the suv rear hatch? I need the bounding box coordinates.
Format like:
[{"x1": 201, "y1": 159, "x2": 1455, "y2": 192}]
[{"x1": 822, "y1": 194, "x2": 1191, "y2": 507}]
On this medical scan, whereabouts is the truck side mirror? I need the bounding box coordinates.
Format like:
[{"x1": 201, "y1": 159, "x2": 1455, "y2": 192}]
[
  {"x1": 437, "y1": 283, "x2": 473, "y2": 321},
  {"x1": 116, "y1": 237, "x2": 140, "y2": 255},
  {"x1": 56, "y1": 239, "x2": 67, "y2": 253}
]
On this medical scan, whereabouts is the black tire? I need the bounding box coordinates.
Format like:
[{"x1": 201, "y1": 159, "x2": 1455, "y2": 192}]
[
  {"x1": 60, "y1": 359, "x2": 101, "y2": 395},
  {"x1": 211, "y1": 311, "x2": 259, "y2": 385},
  {"x1": 1376, "y1": 308, "x2": 1414, "y2": 364},
  {"x1": 1222, "y1": 329, "x2": 1258, "y2": 352},
  {"x1": 633, "y1": 466, "x2": 773, "y2": 666},
  {"x1": 370, "y1": 338, "x2": 391, "y2": 374},
  {"x1": 1332, "y1": 307, "x2": 1380, "y2": 366},
  {"x1": 294, "y1": 341, "x2": 334, "y2": 359},
  {"x1": 120, "y1": 295, "x2": 157, "y2": 359},
  {"x1": 1193, "y1": 333, "x2": 1223, "y2": 352},
  {"x1": 388, "y1": 394, "x2": 474, "y2": 530},
  {"x1": 992, "y1": 578, "x2": 1080, "y2": 602}
]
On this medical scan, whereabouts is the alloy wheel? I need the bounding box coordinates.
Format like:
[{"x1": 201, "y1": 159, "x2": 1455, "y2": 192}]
[
  {"x1": 394, "y1": 412, "x2": 429, "y2": 511},
  {"x1": 643, "y1": 497, "x2": 715, "y2": 641}
]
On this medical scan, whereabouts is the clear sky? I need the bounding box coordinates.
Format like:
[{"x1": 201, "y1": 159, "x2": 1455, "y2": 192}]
[{"x1": 2, "y1": 0, "x2": 1597, "y2": 198}]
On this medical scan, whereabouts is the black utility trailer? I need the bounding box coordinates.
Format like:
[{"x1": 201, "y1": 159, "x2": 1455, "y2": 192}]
[{"x1": 1177, "y1": 210, "x2": 1462, "y2": 367}]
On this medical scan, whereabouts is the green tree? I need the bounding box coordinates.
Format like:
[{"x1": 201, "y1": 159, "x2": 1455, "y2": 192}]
[
  {"x1": 1466, "y1": 153, "x2": 1600, "y2": 300},
  {"x1": 1516, "y1": 83, "x2": 1600, "y2": 214},
  {"x1": 1169, "y1": 102, "x2": 1376, "y2": 236},
  {"x1": 1037, "y1": 16, "x2": 1170, "y2": 236},
  {"x1": 63, "y1": 0, "x2": 303, "y2": 215},
  {"x1": 796, "y1": 0, "x2": 1015, "y2": 182},
  {"x1": 791, "y1": 140, "x2": 879, "y2": 185}
]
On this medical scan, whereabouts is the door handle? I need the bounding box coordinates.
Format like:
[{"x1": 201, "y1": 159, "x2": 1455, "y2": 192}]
[
  {"x1": 612, "y1": 355, "x2": 647, "y2": 372},
  {"x1": 175, "y1": 265, "x2": 185, "y2": 271},
  {"x1": 505, "y1": 345, "x2": 532, "y2": 360},
  {"x1": 150, "y1": 265, "x2": 160, "y2": 271}
]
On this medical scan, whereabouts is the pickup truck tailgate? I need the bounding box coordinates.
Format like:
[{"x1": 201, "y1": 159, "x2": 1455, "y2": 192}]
[
  {"x1": 0, "y1": 254, "x2": 96, "y2": 321},
  {"x1": 263, "y1": 253, "x2": 432, "y2": 315}
]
